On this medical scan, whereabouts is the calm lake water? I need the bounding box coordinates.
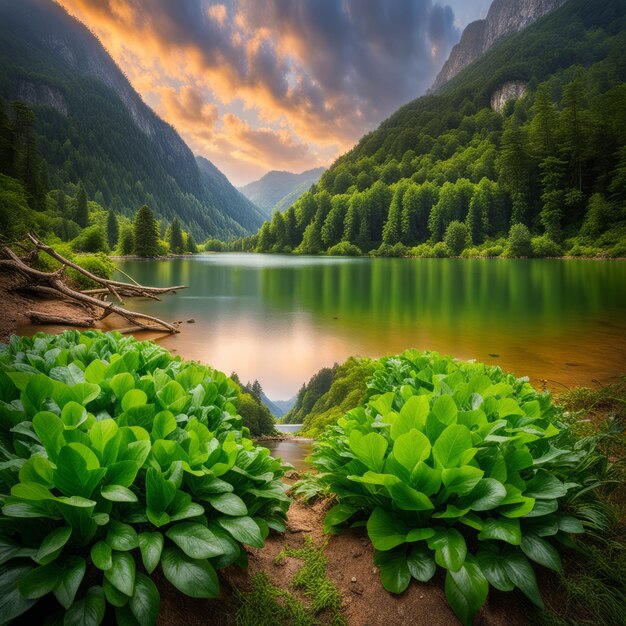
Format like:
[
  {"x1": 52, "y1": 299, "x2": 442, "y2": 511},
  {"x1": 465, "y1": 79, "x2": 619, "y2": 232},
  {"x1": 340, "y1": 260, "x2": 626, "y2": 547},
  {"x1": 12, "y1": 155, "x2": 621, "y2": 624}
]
[{"x1": 94, "y1": 254, "x2": 626, "y2": 399}]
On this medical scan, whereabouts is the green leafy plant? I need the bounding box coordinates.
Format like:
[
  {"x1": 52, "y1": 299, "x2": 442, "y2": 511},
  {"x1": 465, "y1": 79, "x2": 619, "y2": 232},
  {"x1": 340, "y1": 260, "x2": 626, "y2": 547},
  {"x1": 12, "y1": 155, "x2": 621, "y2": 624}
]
[
  {"x1": 310, "y1": 350, "x2": 600, "y2": 625},
  {"x1": 0, "y1": 331, "x2": 289, "y2": 625}
]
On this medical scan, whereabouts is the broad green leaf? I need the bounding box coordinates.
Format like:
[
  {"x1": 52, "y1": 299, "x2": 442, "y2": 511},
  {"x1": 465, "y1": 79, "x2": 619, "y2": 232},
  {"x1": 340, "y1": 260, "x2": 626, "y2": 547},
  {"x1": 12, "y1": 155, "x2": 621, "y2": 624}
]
[
  {"x1": 502, "y1": 552, "x2": 544, "y2": 608},
  {"x1": 139, "y1": 532, "x2": 164, "y2": 575},
  {"x1": 101, "y1": 485, "x2": 138, "y2": 503},
  {"x1": 391, "y1": 395, "x2": 430, "y2": 439},
  {"x1": 32, "y1": 411, "x2": 65, "y2": 460},
  {"x1": 409, "y1": 462, "x2": 441, "y2": 496},
  {"x1": 160, "y1": 547, "x2": 219, "y2": 598},
  {"x1": 18, "y1": 562, "x2": 62, "y2": 598},
  {"x1": 54, "y1": 443, "x2": 107, "y2": 499},
  {"x1": 110, "y1": 373, "x2": 135, "y2": 400},
  {"x1": 323, "y1": 503, "x2": 357, "y2": 534},
  {"x1": 445, "y1": 557, "x2": 489, "y2": 626},
  {"x1": 61, "y1": 401, "x2": 88, "y2": 430},
  {"x1": 157, "y1": 380, "x2": 188, "y2": 413},
  {"x1": 466, "y1": 478, "x2": 507, "y2": 511},
  {"x1": 476, "y1": 549, "x2": 514, "y2": 591},
  {"x1": 105, "y1": 552, "x2": 135, "y2": 597},
  {"x1": 64, "y1": 586, "x2": 106, "y2": 626},
  {"x1": 520, "y1": 533, "x2": 562, "y2": 571},
  {"x1": 432, "y1": 394, "x2": 458, "y2": 425},
  {"x1": 558, "y1": 516, "x2": 584, "y2": 534},
  {"x1": 441, "y1": 466, "x2": 484, "y2": 496},
  {"x1": 525, "y1": 470, "x2": 567, "y2": 499},
  {"x1": 166, "y1": 523, "x2": 227, "y2": 559},
  {"x1": 151, "y1": 411, "x2": 177, "y2": 440},
  {"x1": 427, "y1": 528, "x2": 467, "y2": 572},
  {"x1": 407, "y1": 546, "x2": 436, "y2": 582},
  {"x1": 374, "y1": 549, "x2": 411, "y2": 594},
  {"x1": 348, "y1": 431, "x2": 388, "y2": 472},
  {"x1": 405, "y1": 527, "x2": 435, "y2": 542},
  {"x1": 107, "y1": 460, "x2": 141, "y2": 488},
  {"x1": 34, "y1": 526, "x2": 72, "y2": 565},
  {"x1": 0, "y1": 563, "x2": 37, "y2": 623},
  {"x1": 91, "y1": 541, "x2": 113, "y2": 571},
  {"x1": 393, "y1": 429, "x2": 431, "y2": 471},
  {"x1": 107, "y1": 521, "x2": 139, "y2": 551},
  {"x1": 216, "y1": 516, "x2": 264, "y2": 548},
  {"x1": 53, "y1": 556, "x2": 86, "y2": 609},
  {"x1": 432, "y1": 424, "x2": 473, "y2": 468},
  {"x1": 121, "y1": 389, "x2": 148, "y2": 412},
  {"x1": 89, "y1": 419, "x2": 119, "y2": 466},
  {"x1": 366, "y1": 507, "x2": 408, "y2": 551},
  {"x1": 104, "y1": 577, "x2": 129, "y2": 608},
  {"x1": 478, "y1": 518, "x2": 521, "y2": 545},
  {"x1": 207, "y1": 492, "x2": 247, "y2": 516},
  {"x1": 129, "y1": 572, "x2": 160, "y2": 626},
  {"x1": 84, "y1": 359, "x2": 108, "y2": 384},
  {"x1": 145, "y1": 468, "x2": 176, "y2": 514}
]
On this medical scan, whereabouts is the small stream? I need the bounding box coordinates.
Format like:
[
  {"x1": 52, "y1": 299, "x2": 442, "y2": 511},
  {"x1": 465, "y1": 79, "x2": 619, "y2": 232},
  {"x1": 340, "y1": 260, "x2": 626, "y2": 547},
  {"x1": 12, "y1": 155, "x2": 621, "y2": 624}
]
[{"x1": 261, "y1": 424, "x2": 314, "y2": 473}]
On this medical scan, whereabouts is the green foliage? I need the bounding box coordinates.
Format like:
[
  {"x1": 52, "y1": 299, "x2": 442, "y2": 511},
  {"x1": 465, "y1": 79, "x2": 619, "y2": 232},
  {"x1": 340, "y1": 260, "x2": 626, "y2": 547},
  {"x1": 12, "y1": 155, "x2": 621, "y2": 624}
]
[
  {"x1": 326, "y1": 242, "x2": 362, "y2": 256},
  {"x1": 74, "y1": 185, "x2": 88, "y2": 228},
  {"x1": 531, "y1": 235, "x2": 562, "y2": 258},
  {"x1": 106, "y1": 211, "x2": 118, "y2": 249},
  {"x1": 506, "y1": 223, "x2": 532, "y2": 257},
  {"x1": 236, "y1": 393, "x2": 277, "y2": 437},
  {"x1": 117, "y1": 223, "x2": 134, "y2": 256},
  {"x1": 309, "y1": 350, "x2": 602, "y2": 625},
  {"x1": 133, "y1": 205, "x2": 159, "y2": 257},
  {"x1": 0, "y1": 331, "x2": 289, "y2": 625},
  {"x1": 168, "y1": 218, "x2": 185, "y2": 255},
  {"x1": 444, "y1": 221, "x2": 469, "y2": 256},
  {"x1": 71, "y1": 224, "x2": 108, "y2": 254},
  {"x1": 284, "y1": 358, "x2": 375, "y2": 437}
]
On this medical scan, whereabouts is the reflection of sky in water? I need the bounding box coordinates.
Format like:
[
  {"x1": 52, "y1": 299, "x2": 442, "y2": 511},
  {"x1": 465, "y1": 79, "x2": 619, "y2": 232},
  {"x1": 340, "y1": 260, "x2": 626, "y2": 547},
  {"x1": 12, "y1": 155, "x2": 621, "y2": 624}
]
[{"x1": 97, "y1": 255, "x2": 626, "y2": 400}]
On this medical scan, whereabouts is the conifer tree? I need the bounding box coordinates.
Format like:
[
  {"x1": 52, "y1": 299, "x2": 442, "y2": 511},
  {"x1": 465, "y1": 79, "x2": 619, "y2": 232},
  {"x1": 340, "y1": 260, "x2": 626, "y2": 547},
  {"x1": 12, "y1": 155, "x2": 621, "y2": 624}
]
[
  {"x1": 169, "y1": 217, "x2": 185, "y2": 254},
  {"x1": 106, "y1": 210, "x2": 119, "y2": 249},
  {"x1": 75, "y1": 184, "x2": 88, "y2": 227},
  {"x1": 133, "y1": 204, "x2": 159, "y2": 257}
]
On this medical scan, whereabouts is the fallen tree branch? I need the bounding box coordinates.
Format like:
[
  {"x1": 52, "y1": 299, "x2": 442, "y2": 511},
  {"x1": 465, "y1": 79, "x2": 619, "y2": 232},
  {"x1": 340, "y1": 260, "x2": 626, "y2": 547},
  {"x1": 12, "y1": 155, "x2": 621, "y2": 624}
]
[
  {"x1": 25, "y1": 232, "x2": 187, "y2": 302},
  {"x1": 27, "y1": 311, "x2": 95, "y2": 327},
  {"x1": 1, "y1": 241, "x2": 181, "y2": 333}
]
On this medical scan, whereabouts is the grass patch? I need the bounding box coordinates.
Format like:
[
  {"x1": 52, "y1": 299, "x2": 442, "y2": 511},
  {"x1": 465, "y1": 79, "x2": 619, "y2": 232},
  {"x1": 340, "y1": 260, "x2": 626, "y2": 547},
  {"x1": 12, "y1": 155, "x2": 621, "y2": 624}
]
[
  {"x1": 236, "y1": 538, "x2": 345, "y2": 626},
  {"x1": 534, "y1": 378, "x2": 626, "y2": 626}
]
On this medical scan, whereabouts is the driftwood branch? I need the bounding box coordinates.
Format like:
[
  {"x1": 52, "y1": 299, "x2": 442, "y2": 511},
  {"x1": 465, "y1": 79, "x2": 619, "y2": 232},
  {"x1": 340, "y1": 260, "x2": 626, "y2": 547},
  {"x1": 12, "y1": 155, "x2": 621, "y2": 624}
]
[
  {"x1": 25, "y1": 233, "x2": 186, "y2": 302},
  {"x1": 27, "y1": 311, "x2": 95, "y2": 327},
  {"x1": 2, "y1": 235, "x2": 185, "y2": 333}
]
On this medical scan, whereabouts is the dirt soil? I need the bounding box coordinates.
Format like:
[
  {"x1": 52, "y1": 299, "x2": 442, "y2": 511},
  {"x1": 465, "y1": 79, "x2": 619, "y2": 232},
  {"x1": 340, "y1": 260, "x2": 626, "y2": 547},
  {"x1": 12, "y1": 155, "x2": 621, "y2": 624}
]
[
  {"x1": 0, "y1": 273, "x2": 95, "y2": 342},
  {"x1": 157, "y1": 499, "x2": 531, "y2": 626}
]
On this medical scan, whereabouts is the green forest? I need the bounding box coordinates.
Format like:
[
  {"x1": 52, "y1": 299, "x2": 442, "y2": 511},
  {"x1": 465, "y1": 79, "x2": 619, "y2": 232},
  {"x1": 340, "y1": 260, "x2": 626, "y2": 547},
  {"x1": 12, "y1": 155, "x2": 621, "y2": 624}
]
[{"x1": 235, "y1": 0, "x2": 626, "y2": 258}]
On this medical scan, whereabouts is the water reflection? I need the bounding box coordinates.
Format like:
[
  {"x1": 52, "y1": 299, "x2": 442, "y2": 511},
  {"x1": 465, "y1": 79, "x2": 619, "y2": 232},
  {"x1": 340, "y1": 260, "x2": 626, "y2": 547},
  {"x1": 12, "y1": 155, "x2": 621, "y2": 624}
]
[{"x1": 24, "y1": 255, "x2": 625, "y2": 399}]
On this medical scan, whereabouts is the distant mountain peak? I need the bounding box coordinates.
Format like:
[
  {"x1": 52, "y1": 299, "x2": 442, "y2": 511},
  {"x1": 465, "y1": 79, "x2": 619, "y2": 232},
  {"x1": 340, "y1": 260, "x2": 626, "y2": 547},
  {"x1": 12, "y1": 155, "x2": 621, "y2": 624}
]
[
  {"x1": 239, "y1": 167, "x2": 325, "y2": 217},
  {"x1": 432, "y1": 0, "x2": 566, "y2": 91}
]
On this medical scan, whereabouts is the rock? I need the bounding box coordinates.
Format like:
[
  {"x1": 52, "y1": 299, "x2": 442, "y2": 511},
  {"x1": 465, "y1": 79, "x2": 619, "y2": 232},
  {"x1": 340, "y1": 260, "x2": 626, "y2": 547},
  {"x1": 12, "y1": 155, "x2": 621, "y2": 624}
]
[
  {"x1": 350, "y1": 583, "x2": 364, "y2": 595},
  {"x1": 186, "y1": 318, "x2": 195, "y2": 323},
  {"x1": 491, "y1": 81, "x2": 527, "y2": 112},
  {"x1": 352, "y1": 551, "x2": 362, "y2": 558},
  {"x1": 284, "y1": 470, "x2": 300, "y2": 480},
  {"x1": 432, "y1": 0, "x2": 566, "y2": 90},
  {"x1": 351, "y1": 576, "x2": 357, "y2": 583}
]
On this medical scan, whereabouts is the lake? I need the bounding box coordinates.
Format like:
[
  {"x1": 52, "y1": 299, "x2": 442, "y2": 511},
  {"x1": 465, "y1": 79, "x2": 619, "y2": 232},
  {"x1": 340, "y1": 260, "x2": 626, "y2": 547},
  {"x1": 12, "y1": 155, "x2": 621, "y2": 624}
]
[{"x1": 105, "y1": 254, "x2": 626, "y2": 399}]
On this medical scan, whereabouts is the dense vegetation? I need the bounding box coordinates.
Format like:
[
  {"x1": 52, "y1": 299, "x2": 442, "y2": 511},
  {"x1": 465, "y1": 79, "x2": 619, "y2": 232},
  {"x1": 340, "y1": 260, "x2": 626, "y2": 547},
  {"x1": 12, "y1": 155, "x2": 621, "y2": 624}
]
[
  {"x1": 0, "y1": 331, "x2": 289, "y2": 624},
  {"x1": 306, "y1": 350, "x2": 612, "y2": 625},
  {"x1": 235, "y1": 0, "x2": 626, "y2": 258},
  {"x1": 0, "y1": 97, "x2": 198, "y2": 258},
  {"x1": 0, "y1": 0, "x2": 264, "y2": 241},
  {"x1": 283, "y1": 358, "x2": 375, "y2": 437}
]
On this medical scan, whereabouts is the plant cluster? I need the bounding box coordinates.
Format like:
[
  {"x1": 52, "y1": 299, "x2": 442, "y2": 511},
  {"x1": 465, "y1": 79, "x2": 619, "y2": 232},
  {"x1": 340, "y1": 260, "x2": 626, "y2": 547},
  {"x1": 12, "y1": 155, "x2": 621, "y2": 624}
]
[
  {"x1": 309, "y1": 350, "x2": 599, "y2": 625},
  {"x1": 0, "y1": 331, "x2": 289, "y2": 625}
]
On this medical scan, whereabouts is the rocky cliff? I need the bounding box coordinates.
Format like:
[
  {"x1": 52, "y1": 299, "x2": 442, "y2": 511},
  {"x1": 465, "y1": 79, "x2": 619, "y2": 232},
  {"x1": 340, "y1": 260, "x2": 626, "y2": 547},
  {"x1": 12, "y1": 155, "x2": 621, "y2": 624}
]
[{"x1": 432, "y1": 0, "x2": 566, "y2": 90}]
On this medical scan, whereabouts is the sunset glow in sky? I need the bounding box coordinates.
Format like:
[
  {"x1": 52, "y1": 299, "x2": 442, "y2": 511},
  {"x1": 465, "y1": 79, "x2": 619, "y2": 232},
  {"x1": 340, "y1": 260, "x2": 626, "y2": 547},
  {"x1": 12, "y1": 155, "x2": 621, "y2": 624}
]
[{"x1": 56, "y1": 0, "x2": 490, "y2": 185}]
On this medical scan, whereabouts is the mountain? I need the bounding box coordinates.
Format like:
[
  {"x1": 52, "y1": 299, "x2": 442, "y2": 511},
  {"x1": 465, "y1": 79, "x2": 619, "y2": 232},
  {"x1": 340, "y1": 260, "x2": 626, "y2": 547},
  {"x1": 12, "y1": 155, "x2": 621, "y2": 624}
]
[
  {"x1": 273, "y1": 397, "x2": 297, "y2": 416},
  {"x1": 0, "y1": 0, "x2": 263, "y2": 240},
  {"x1": 239, "y1": 167, "x2": 325, "y2": 218},
  {"x1": 248, "y1": 0, "x2": 626, "y2": 258},
  {"x1": 432, "y1": 0, "x2": 566, "y2": 91}
]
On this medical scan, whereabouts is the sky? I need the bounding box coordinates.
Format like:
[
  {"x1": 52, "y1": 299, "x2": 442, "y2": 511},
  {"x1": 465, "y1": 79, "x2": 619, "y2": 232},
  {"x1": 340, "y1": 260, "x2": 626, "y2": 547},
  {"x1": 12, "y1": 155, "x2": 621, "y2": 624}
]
[{"x1": 57, "y1": 0, "x2": 492, "y2": 186}]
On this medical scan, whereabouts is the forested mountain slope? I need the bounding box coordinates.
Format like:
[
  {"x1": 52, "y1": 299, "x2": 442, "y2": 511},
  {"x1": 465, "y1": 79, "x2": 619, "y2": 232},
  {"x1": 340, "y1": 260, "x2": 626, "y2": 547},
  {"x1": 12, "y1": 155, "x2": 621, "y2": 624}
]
[
  {"x1": 248, "y1": 0, "x2": 626, "y2": 258},
  {"x1": 0, "y1": 0, "x2": 263, "y2": 240},
  {"x1": 239, "y1": 168, "x2": 325, "y2": 218}
]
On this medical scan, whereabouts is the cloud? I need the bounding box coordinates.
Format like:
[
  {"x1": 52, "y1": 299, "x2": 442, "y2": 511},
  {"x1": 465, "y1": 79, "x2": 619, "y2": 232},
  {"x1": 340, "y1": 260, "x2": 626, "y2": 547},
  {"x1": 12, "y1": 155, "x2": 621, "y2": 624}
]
[{"x1": 57, "y1": 0, "x2": 461, "y2": 183}]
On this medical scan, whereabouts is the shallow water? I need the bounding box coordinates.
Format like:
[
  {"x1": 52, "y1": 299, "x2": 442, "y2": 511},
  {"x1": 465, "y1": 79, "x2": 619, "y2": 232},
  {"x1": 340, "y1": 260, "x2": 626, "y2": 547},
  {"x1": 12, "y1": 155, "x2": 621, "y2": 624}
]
[{"x1": 260, "y1": 439, "x2": 314, "y2": 473}]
